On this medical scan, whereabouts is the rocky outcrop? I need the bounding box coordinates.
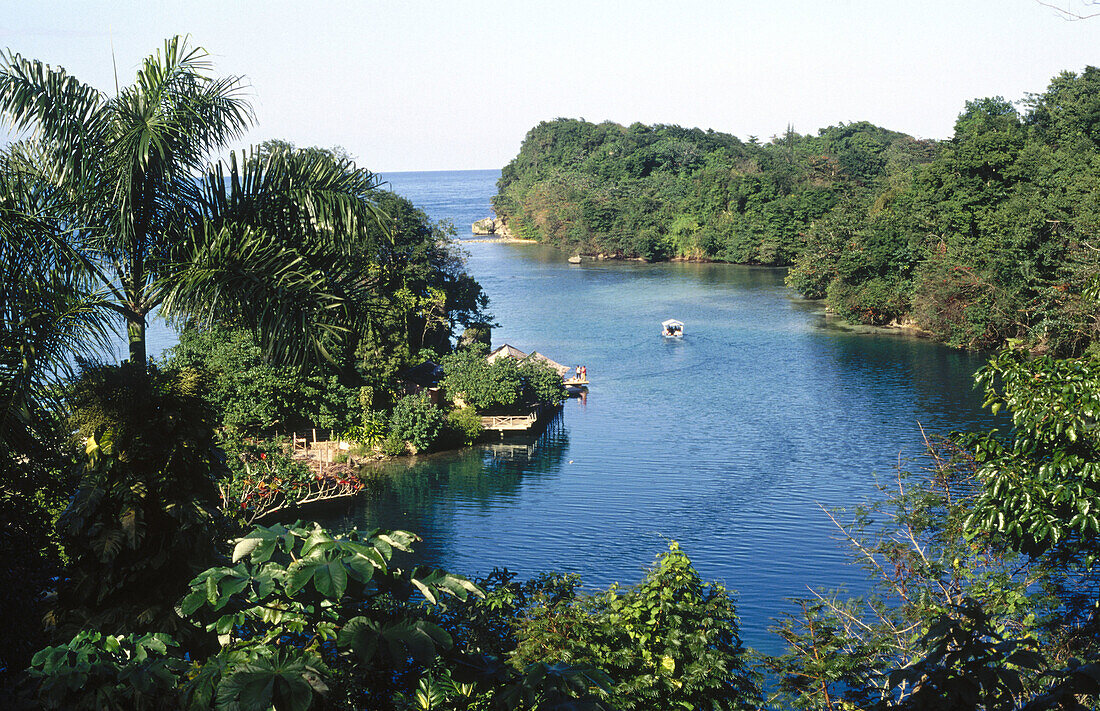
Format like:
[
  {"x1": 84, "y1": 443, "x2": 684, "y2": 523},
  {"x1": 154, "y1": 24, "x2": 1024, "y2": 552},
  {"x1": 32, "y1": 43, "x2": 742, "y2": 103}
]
[{"x1": 472, "y1": 216, "x2": 513, "y2": 238}]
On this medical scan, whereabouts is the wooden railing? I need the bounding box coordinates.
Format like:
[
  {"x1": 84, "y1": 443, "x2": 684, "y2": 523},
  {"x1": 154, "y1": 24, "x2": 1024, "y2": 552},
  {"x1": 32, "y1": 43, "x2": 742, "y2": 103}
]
[{"x1": 480, "y1": 410, "x2": 539, "y2": 430}]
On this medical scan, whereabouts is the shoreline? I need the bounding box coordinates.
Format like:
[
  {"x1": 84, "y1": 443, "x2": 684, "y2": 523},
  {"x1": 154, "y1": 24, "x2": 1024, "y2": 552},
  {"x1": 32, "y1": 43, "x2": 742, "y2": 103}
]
[
  {"x1": 477, "y1": 215, "x2": 940, "y2": 343},
  {"x1": 461, "y1": 237, "x2": 539, "y2": 244}
]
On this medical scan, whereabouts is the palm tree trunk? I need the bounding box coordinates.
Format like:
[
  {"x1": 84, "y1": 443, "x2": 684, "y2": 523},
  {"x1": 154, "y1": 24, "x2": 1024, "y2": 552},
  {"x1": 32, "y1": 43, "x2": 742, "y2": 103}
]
[{"x1": 127, "y1": 313, "x2": 147, "y2": 368}]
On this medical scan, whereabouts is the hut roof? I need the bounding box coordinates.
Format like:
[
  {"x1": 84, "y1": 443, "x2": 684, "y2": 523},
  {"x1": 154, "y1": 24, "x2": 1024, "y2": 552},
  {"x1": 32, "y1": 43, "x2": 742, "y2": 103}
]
[
  {"x1": 487, "y1": 344, "x2": 528, "y2": 363},
  {"x1": 529, "y1": 351, "x2": 570, "y2": 376}
]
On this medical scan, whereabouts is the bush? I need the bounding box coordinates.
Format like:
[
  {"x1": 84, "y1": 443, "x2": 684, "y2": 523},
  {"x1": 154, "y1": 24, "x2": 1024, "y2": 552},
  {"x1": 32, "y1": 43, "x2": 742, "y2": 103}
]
[
  {"x1": 826, "y1": 277, "x2": 907, "y2": 327},
  {"x1": 520, "y1": 359, "x2": 568, "y2": 405},
  {"x1": 29, "y1": 631, "x2": 184, "y2": 710},
  {"x1": 166, "y1": 323, "x2": 360, "y2": 435},
  {"x1": 441, "y1": 346, "x2": 566, "y2": 412},
  {"x1": 512, "y1": 542, "x2": 761, "y2": 710},
  {"x1": 388, "y1": 394, "x2": 445, "y2": 453},
  {"x1": 440, "y1": 346, "x2": 522, "y2": 411},
  {"x1": 446, "y1": 406, "x2": 484, "y2": 446},
  {"x1": 381, "y1": 433, "x2": 407, "y2": 457},
  {"x1": 458, "y1": 323, "x2": 493, "y2": 350}
]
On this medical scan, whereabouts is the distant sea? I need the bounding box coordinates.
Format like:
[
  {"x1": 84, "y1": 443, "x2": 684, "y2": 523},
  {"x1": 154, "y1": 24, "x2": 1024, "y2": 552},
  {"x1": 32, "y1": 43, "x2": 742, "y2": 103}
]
[{"x1": 378, "y1": 169, "x2": 501, "y2": 239}]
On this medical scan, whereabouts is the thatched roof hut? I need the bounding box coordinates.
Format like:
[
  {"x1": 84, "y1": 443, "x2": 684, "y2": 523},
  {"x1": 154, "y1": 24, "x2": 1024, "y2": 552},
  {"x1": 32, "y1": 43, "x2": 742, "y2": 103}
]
[{"x1": 487, "y1": 344, "x2": 528, "y2": 363}]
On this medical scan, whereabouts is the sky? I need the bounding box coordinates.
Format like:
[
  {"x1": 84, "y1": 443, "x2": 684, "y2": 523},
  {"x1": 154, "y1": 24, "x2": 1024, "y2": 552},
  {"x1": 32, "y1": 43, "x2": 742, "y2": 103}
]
[{"x1": 1, "y1": 0, "x2": 1098, "y2": 171}]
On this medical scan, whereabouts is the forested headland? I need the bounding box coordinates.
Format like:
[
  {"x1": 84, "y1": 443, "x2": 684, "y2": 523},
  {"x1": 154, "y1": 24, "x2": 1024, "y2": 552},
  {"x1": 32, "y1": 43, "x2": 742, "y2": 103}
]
[{"x1": 494, "y1": 68, "x2": 1100, "y2": 352}]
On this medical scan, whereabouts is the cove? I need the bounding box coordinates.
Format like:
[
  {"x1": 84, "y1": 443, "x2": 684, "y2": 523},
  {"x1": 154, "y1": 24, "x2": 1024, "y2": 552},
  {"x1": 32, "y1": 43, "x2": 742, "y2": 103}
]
[{"x1": 326, "y1": 170, "x2": 995, "y2": 654}]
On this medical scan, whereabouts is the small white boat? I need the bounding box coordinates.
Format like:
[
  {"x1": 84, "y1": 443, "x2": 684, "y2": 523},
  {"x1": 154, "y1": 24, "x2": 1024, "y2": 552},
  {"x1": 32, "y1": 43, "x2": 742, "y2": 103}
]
[
  {"x1": 568, "y1": 255, "x2": 582, "y2": 264},
  {"x1": 662, "y1": 319, "x2": 684, "y2": 338}
]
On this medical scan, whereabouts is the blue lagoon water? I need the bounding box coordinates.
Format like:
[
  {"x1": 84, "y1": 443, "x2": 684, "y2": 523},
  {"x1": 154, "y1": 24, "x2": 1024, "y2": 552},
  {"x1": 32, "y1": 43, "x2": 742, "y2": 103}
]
[{"x1": 324, "y1": 170, "x2": 993, "y2": 652}]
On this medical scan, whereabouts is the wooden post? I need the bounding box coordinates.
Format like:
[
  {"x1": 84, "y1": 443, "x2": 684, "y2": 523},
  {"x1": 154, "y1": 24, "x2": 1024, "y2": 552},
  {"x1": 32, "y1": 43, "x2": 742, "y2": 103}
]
[{"x1": 312, "y1": 428, "x2": 317, "y2": 444}]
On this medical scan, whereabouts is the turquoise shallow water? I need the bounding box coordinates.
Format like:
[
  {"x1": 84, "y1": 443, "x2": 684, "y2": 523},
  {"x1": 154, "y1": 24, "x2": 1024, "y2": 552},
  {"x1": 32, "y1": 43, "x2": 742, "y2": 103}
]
[{"x1": 321, "y1": 170, "x2": 995, "y2": 653}]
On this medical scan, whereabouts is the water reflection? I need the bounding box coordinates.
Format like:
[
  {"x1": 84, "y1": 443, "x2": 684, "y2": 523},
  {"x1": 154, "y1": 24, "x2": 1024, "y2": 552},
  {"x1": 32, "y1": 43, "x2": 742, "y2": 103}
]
[{"x1": 324, "y1": 416, "x2": 571, "y2": 567}]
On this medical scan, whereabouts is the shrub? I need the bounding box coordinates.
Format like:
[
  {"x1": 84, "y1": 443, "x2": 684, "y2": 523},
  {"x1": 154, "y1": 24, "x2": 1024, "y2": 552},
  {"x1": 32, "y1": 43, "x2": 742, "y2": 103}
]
[
  {"x1": 446, "y1": 406, "x2": 484, "y2": 447},
  {"x1": 458, "y1": 323, "x2": 493, "y2": 350},
  {"x1": 440, "y1": 346, "x2": 522, "y2": 411},
  {"x1": 826, "y1": 276, "x2": 907, "y2": 327},
  {"x1": 519, "y1": 359, "x2": 568, "y2": 405},
  {"x1": 512, "y1": 542, "x2": 761, "y2": 710},
  {"x1": 441, "y1": 347, "x2": 566, "y2": 412},
  {"x1": 165, "y1": 323, "x2": 360, "y2": 435},
  {"x1": 381, "y1": 434, "x2": 407, "y2": 457},
  {"x1": 29, "y1": 631, "x2": 184, "y2": 710},
  {"x1": 388, "y1": 394, "x2": 446, "y2": 453}
]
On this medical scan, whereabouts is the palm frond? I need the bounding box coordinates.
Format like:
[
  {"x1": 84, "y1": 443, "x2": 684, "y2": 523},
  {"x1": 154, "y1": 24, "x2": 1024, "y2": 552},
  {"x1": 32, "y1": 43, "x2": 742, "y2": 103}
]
[
  {"x1": 198, "y1": 146, "x2": 386, "y2": 250},
  {"x1": 160, "y1": 221, "x2": 353, "y2": 367},
  {"x1": 0, "y1": 51, "x2": 110, "y2": 185},
  {"x1": 0, "y1": 192, "x2": 112, "y2": 454}
]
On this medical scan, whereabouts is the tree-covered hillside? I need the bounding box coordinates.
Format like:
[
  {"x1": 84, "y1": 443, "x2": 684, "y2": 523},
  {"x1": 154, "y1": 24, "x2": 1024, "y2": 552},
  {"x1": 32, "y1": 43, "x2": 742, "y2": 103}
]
[
  {"x1": 493, "y1": 118, "x2": 935, "y2": 264},
  {"x1": 495, "y1": 67, "x2": 1100, "y2": 353},
  {"x1": 787, "y1": 69, "x2": 1100, "y2": 352}
]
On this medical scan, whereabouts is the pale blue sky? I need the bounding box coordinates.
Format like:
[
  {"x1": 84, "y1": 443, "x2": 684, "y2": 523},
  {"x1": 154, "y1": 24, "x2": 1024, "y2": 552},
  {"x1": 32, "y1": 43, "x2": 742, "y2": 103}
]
[{"x1": 2, "y1": 1, "x2": 1098, "y2": 171}]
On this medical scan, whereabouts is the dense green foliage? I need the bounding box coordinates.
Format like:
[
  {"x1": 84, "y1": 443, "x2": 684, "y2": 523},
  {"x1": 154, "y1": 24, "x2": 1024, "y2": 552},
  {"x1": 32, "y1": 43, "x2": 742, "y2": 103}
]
[
  {"x1": 167, "y1": 322, "x2": 361, "y2": 435},
  {"x1": 495, "y1": 119, "x2": 929, "y2": 265},
  {"x1": 765, "y1": 347, "x2": 1100, "y2": 710},
  {"x1": 28, "y1": 523, "x2": 617, "y2": 711},
  {"x1": 964, "y1": 346, "x2": 1100, "y2": 557},
  {"x1": 29, "y1": 631, "x2": 184, "y2": 710},
  {"x1": 0, "y1": 34, "x2": 492, "y2": 698},
  {"x1": 0, "y1": 35, "x2": 462, "y2": 376},
  {"x1": 511, "y1": 543, "x2": 761, "y2": 710},
  {"x1": 6, "y1": 35, "x2": 1100, "y2": 711},
  {"x1": 388, "y1": 393, "x2": 447, "y2": 454},
  {"x1": 0, "y1": 166, "x2": 103, "y2": 677},
  {"x1": 53, "y1": 363, "x2": 225, "y2": 646},
  {"x1": 446, "y1": 406, "x2": 484, "y2": 447},
  {"x1": 345, "y1": 188, "x2": 490, "y2": 398},
  {"x1": 440, "y1": 346, "x2": 567, "y2": 413},
  {"x1": 498, "y1": 68, "x2": 1100, "y2": 353},
  {"x1": 789, "y1": 73, "x2": 1100, "y2": 352}
]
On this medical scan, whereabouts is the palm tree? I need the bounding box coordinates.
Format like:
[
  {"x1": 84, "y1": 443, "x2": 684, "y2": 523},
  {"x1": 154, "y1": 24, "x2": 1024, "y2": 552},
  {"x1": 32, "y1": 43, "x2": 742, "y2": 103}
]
[
  {"x1": 0, "y1": 36, "x2": 394, "y2": 646},
  {"x1": 0, "y1": 36, "x2": 385, "y2": 370}
]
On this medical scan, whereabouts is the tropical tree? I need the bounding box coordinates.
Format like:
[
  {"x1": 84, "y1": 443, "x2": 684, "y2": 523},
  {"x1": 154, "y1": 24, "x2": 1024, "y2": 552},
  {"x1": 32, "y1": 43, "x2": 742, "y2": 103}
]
[
  {"x1": 0, "y1": 159, "x2": 108, "y2": 681},
  {"x1": 52, "y1": 362, "x2": 227, "y2": 646},
  {"x1": 0, "y1": 36, "x2": 396, "y2": 681},
  {"x1": 0, "y1": 36, "x2": 385, "y2": 372},
  {"x1": 511, "y1": 542, "x2": 761, "y2": 711}
]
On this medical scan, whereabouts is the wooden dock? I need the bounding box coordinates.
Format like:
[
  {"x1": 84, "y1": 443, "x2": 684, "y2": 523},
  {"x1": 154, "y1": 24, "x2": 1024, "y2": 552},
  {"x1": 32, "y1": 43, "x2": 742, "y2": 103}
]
[
  {"x1": 480, "y1": 410, "x2": 540, "y2": 431},
  {"x1": 480, "y1": 403, "x2": 561, "y2": 434}
]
